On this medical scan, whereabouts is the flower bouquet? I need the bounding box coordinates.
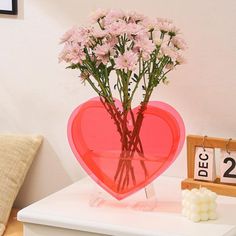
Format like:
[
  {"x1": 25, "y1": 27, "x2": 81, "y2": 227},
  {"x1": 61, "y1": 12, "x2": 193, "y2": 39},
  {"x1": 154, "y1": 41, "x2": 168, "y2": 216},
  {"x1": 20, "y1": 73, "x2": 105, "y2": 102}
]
[{"x1": 60, "y1": 9, "x2": 186, "y2": 199}]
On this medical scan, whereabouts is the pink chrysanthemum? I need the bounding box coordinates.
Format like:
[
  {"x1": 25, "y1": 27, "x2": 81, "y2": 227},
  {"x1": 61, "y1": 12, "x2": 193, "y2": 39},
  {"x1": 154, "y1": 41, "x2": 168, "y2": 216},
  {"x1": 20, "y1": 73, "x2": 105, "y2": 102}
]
[
  {"x1": 125, "y1": 11, "x2": 145, "y2": 23},
  {"x1": 176, "y1": 53, "x2": 186, "y2": 65},
  {"x1": 94, "y1": 43, "x2": 113, "y2": 64},
  {"x1": 133, "y1": 36, "x2": 155, "y2": 60},
  {"x1": 126, "y1": 23, "x2": 146, "y2": 36},
  {"x1": 89, "y1": 8, "x2": 108, "y2": 23},
  {"x1": 105, "y1": 20, "x2": 127, "y2": 36},
  {"x1": 157, "y1": 18, "x2": 173, "y2": 33},
  {"x1": 114, "y1": 51, "x2": 138, "y2": 72},
  {"x1": 161, "y1": 46, "x2": 178, "y2": 62},
  {"x1": 60, "y1": 26, "x2": 79, "y2": 44},
  {"x1": 104, "y1": 9, "x2": 125, "y2": 26},
  {"x1": 171, "y1": 36, "x2": 187, "y2": 50},
  {"x1": 59, "y1": 43, "x2": 85, "y2": 64}
]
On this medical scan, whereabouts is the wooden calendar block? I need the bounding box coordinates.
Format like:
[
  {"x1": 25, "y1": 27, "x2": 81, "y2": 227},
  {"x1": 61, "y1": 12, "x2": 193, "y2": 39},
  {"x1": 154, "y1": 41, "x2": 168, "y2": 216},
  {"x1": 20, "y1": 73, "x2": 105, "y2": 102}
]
[
  {"x1": 220, "y1": 150, "x2": 236, "y2": 184},
  {"x1": 181, "y1": 135, "x2": 236, "y2": 197},
  {"x1": 194, "y1": 147, "x2": 216, "y2": 181}
]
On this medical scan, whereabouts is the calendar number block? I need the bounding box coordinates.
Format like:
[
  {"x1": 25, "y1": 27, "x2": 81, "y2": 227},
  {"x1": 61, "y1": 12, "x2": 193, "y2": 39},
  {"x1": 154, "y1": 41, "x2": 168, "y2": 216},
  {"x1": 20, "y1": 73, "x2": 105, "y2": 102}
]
[{"x1": 220, "y1": 150, "x2": 236, "y2": 184}]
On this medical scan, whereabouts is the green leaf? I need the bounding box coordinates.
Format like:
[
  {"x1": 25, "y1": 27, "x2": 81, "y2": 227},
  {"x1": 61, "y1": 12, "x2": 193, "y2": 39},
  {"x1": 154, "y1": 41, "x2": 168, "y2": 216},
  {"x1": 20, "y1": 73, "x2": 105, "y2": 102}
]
[
  {"x1": 66, "y1": 64, "x2": 78, "y2": 69},
  {"x1": 107, "y1": 66, "x2": 113, "y2": 74},
  {"x1": 133, "y1": 73, "x2": 139, "y2": 80}
]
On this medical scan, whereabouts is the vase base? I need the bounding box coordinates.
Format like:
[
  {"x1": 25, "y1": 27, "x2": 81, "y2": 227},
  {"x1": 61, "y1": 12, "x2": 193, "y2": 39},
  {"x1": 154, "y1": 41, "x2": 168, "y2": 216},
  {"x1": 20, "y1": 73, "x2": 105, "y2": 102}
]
[{"x1": 89, "y1": 183, "x2": 158, "y2": 212}]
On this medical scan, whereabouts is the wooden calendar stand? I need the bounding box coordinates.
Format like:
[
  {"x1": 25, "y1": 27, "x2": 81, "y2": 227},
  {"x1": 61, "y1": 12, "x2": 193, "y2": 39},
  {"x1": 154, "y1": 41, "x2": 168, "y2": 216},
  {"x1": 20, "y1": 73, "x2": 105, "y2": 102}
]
[{"x1": 181, "y1": 135, "x2": 236, "y2": 197}]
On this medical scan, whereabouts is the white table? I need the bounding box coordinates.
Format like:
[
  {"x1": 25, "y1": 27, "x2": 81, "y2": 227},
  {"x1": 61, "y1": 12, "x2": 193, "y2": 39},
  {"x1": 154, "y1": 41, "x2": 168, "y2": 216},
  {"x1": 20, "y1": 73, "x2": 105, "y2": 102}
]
[{"x1": 18, "y1": 176, "x2": 236, "y2": 236}]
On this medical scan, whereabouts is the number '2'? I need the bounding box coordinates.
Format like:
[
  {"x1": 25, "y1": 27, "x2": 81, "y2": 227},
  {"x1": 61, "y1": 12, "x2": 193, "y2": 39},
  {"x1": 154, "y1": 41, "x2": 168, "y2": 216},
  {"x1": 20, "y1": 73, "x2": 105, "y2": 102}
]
[{"x1": 223, "y1": 157, "x2": 236, "y2": 178}]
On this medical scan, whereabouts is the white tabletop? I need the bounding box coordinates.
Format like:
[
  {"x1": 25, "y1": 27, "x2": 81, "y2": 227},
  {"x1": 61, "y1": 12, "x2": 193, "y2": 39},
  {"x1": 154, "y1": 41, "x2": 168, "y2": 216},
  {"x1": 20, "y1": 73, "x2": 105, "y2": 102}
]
[{"x1": 18, "y1": 176, "x2": 236, "y2": 236}]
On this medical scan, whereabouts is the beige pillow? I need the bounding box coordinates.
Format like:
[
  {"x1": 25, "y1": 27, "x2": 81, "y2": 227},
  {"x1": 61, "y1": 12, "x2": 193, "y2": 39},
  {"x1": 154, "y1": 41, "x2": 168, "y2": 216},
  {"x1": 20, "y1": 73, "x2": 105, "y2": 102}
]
[
  {"x1": 0, "y1": 224, "x2": 4, "y2": 236},
  {"x1": 0, "y1": 134, "x2": 43, "y2": 235}
]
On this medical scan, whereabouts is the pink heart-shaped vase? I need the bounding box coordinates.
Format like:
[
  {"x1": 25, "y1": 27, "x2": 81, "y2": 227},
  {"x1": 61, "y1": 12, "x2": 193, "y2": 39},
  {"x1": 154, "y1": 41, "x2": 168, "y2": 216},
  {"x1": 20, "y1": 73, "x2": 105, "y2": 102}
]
[{"x1": 68, "y1": 97, "x2": 185, "y2": 200}]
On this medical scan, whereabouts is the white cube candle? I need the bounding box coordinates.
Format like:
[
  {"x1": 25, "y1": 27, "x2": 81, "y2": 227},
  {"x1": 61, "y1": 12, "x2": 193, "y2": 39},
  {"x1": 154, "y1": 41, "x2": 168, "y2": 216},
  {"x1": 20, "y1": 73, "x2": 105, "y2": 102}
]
[
  {"x1": 181, "y1": 187, "x2": 217, "y2": 222},
  {"x1": 200, "y1": 212, "x2": 209, "y2": 221},
  {"x1": 200, "y1": 203, "x2": 209, "y2": 212},
  {"x1": 190, "y1": 213, "x2": 201, "y2": 222}
]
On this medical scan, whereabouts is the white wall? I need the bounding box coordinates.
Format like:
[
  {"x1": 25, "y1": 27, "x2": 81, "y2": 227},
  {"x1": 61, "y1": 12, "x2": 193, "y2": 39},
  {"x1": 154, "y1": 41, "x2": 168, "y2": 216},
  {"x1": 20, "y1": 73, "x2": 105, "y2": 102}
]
[{"x1": 0, "y1": 0, "x2": 236, "y2": 207}]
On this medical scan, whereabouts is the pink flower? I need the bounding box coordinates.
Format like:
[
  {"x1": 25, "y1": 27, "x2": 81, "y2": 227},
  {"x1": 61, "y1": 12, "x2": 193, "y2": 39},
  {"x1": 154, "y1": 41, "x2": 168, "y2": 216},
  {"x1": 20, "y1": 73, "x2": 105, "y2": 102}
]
[
  {"x1": 126, "y1": 23, "x2": 146, "y2": 36},
  {"x1": 105, "y1": 20, "x2": 127, "y2": 36},
  {"x1": 76, "y1": 27, "x2": 94, "y2": 47},
  {"x1": 60, "y1": 26, "x2": 79, "y2": 44},
  {"x1": 171, "y1": 36, "x2": 187, "y2": 50},
  {"x1": 157, "y1": 18, "x2": 180, "y2": 36},
  {"x1": 60, "y1": 26, "x2": 93, "y2": 47},
  {"x1": 157, "y1": 18, "x2": 173, "y2": 33},
  {"x1": 104, "y1": 9, "x2": 125, "y2": 26},
  {"x1": 140, "y1": 17, "x2": 157, "y2": 31},
  {"x1": 176, "y1": 53, "x2": 186, "y2": 65},
  {"x1": 153, "y1": 38, "x2": 163, "y2": 47},
  {"x1": 114, "y1": 51, "x2": 138, "y2": 72},
  {"x1": 89, "y1": 9, "x2": 108, "y2": 23},
  {"x1": 169, "y1": 25, "x2": 180, "y2": 36},
  {"x1": 161, "y1": 46, "x2": 178, "y2": 62},
  {"x1": 106, "y1": 36, "x2": 118, "y2": 47},
  {"x1": 94, "y1": 43, "x2": 113, "y2": 64},
  {"x1": 92, "y1": 28, "x2": 108, "y2": 39},
  {"x1": 59, "y1": 43, "x2": 85, "y2": 64},
  {"x1": 133, "y1": 36, "x2": 155, "y2": 60},
  {"x1": 125, "y1": 11, "x2": 145, "y2": 23}
]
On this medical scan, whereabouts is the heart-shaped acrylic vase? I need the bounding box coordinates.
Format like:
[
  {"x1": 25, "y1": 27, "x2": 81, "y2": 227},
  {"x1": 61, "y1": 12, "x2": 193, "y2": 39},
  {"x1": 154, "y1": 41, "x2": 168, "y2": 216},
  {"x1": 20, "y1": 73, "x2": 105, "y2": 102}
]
[{"x1": 68, "y1": 97, "x2": 185, "y2": 200}]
